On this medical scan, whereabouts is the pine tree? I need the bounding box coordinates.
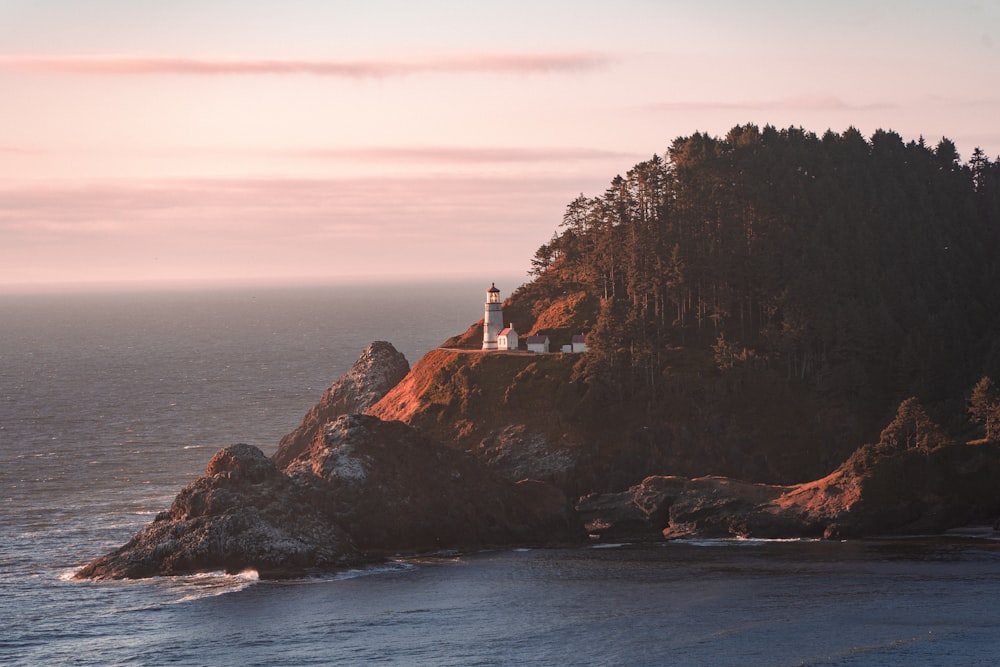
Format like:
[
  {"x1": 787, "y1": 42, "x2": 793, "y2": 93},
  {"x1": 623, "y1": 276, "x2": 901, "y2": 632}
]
[
  {"x1": 878, "y1": 397, "x2": 950, "y2": 450},
  {"x1": 969, "y1": 376, "x2": 1000, "y2": 441}
]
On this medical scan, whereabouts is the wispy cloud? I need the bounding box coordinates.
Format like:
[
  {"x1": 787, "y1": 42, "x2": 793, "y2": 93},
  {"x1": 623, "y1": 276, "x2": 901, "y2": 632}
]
[
  {"x1": 0, "y1": 53, "x2": 612, "y2": 77},
  {"x1": 291, "y1": 146, "x2": 637, "y2": 164},
  {"x1": 647, "y1": 95, "x2": 895, "y2": 112}
]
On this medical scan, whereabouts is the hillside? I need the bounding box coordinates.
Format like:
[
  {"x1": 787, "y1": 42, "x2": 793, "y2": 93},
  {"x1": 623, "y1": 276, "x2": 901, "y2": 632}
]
[{"x1": 377, "y1": 125, "x2": 1000, "y2": 493}]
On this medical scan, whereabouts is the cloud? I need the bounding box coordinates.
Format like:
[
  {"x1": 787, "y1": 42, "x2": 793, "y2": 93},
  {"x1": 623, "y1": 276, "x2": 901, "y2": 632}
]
[
  {"x1": 291, "y1": 146, "x2": 637, "y2": 164},
  {"x1": 647, "y1": 95, "x2": 894, "y2": 112},
  {"x1": 0, "y1": 52, "x2": 612, "y2": 77}
]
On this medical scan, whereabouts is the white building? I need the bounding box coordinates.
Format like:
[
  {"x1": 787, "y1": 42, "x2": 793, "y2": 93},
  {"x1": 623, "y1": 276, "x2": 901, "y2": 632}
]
[
  {"x1": 482, "y1": 283, "x2": 503, "y2": 350},
  {"x1": 526, "y1": 335, "x2": 550, "y2": 354},
  {"x1": 572, "y1": 334, "x2": 588, "y2": 353},
  {"x1": 498, "y1": 324, "x2": 518, "y2": 351}
]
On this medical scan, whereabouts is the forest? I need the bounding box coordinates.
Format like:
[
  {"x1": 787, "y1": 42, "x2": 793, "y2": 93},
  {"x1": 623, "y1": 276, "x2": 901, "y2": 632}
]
[{"x1": 525, "y1": 125, "x2": 1000, "y2": 436}]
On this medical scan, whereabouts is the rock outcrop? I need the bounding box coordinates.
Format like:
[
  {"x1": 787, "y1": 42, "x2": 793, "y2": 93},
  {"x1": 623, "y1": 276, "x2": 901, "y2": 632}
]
[
  {"x1": 76, "y1": 415, "x2": 583, "y2": 580},
  {"x1": 284, "y1": 414, "x2": 583, "y2": 555},
  {"x1": 367, "y1": 349, "x2": 587, "y2": 490},
  {"x1": 273, "y1": 341, "x2": 410, "y2": 468},
  {"x1": 74, "y1": 335, "x2": 1000, "y2": 581},
  {"x1": 577, "y1": 441, "x2": 1000, "y2": 541},
  {"x1": 75, "y1": 444, "x2": 360, "y2": 579}
]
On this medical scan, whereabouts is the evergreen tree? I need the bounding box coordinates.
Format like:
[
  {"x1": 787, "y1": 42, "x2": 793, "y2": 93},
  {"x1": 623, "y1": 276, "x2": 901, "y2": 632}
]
[
  {"x1": 878, "y1": 397, "x2": 950, "y2": 450},
  {"x1": 969, "y1": 376, "x2": 1000, "y2": 441}
]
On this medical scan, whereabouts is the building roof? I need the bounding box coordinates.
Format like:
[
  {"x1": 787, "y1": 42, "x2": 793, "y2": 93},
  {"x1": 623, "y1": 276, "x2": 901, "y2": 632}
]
[
  {"x1": 526, "y1": 335, "x2": 549, "y2": 344},
  {"x1": 487, "y1": 282, "x2": 500, "y2": 292},
  {"x1": 572, "y1": 334, "x2": 587, "y2": 343},
  {"x1": 499, "y1": 327, "x2": 515, "y2": 336}
]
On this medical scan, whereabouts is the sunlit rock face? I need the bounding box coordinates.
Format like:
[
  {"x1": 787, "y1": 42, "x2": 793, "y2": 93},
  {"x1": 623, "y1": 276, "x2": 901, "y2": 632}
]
[
  {"x1": 273, "y1": 341, "x2": 410, "y2": 469},
  {"x1": 576, "y1": 442, "x2": 1000, "y2": 542}
]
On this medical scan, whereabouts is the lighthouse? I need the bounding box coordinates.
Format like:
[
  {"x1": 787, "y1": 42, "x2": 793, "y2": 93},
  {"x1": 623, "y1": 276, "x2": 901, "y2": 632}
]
[{"x1": 482, "y1": 282, "x2": 503, "y2": 350}]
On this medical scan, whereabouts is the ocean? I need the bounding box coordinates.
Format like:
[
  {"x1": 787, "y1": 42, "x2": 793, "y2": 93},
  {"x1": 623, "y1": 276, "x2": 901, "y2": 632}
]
[{"x1": 2, "y1": 283, "x2": 1000, "y2": 666}]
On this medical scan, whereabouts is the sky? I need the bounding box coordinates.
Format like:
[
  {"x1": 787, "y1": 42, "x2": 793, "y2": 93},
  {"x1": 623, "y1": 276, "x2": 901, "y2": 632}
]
[{"x1": 1, "y1": 0, "x2": 998, "y2": 290}]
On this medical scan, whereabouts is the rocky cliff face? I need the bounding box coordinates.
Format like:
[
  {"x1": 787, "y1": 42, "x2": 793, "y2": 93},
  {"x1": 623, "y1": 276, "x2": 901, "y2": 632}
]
[
  {"x1": 365, "y1": 344, "x2": 860, "y2": 495},
  {"x1": 367, "y1": 349, "x2": 588, "y2": 489},
  {"x1": 76, "y1": 415, "x2": 583, "y2": 580},
  {"x1": 273, "y1": 341, "x2": 410, "y2": 468},
  {"x1": 577, "y1": 441, "x2": 1000, "y2": 541},
  {"x1": 284, "y1": 414, "x2": 582, "y2": 554},
  {"x1": 76, "y1": 337, "x2": 1000, "y2": 580},
  {"x1": 75, "y1": 443, "x2": 361, "y2": 579}
]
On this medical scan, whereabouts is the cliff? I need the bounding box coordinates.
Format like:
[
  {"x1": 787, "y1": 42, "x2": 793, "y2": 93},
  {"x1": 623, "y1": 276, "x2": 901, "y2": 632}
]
[
  {"x1": 577, "y1": 441, "x2": 1000, "y2": 541},
  {"x1": 76, "y1": 335, "x2": 1000, "y2": 580},
  {"x1": 76, "y1": 415, "x2": 582, "y2": 580},
  {"x1": 367, "y1": 343, "x2": 859, "y2": 494},
  {"x1": 273, "y1": 340, "x2": 410, "y2": 468},
  {"x1": 368, "y1": 349, "x2": 590, "y2": 488}
]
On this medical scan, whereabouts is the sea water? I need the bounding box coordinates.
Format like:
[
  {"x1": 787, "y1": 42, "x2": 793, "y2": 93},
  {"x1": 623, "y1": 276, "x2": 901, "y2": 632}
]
[{"x1": 2, "y1": 284, "x2": 1000, "y2": 666}]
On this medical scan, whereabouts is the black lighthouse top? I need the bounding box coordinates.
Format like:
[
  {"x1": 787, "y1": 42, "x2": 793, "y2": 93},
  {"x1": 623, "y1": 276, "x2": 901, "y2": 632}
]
[{"x1": 487, "y1": 282, "x2": 500, "y2": 304}]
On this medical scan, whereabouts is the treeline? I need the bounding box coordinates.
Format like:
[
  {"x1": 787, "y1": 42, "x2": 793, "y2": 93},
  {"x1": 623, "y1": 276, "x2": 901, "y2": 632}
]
[{"x1": 531, "y1": 124, "x2": 1000, "y2": 412}]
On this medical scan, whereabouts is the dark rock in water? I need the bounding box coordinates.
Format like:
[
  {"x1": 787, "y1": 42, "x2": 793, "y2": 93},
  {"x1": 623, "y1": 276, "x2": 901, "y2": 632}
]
[
  {"x1": 575, "y1": 479, "x2": 679, "y2": 541},
  {"x1": 577, "y1": 475, "x2": 787, "y2": 541},
  {"x1": 75, "y1": 444, "x2": 359, "y2": 580},
  {"x1": 577, "y1": 442, "x2": 1000, "y2": 542},
  {"x1": 76, "y1": 416, "x2": 583, "y2": 580},
  {"x1": 273, "y1": 341, "x2": 410, "y2": 468}
]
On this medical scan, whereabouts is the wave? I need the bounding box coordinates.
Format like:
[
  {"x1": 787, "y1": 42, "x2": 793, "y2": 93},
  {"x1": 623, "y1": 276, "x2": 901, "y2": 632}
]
[
  {"x1": 670, "y1": 537, "x2": 822, "y2": 548},
  {"x1": 335, "y1": 561, "x2": 419, "y2": 579},
  {"x1": 58, "y1": 567, "x2": 261, "y2": 606},
  {"x1": 168, "y1": 569, "x2": 260, "y2": 603}
]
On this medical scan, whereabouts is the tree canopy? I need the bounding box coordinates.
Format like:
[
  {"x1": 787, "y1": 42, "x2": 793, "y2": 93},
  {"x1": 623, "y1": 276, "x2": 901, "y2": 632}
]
[{"x1": 529, "y1": 125, "x2": 1000, "y2": 422}]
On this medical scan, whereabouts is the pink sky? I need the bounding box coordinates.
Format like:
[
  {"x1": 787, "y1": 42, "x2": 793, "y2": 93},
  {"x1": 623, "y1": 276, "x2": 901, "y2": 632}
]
[{"x1": 2, "y1": 0, "x2": 998, "y2": 289}]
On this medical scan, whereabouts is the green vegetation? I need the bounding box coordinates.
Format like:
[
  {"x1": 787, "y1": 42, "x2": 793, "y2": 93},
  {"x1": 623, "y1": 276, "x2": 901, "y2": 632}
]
[
  {"x1": 969, "y1": 376, "x2": 1000, "y2": 441},
  {"x1": 522, "y1": 125, "x2": 1000, "y2": 438}
]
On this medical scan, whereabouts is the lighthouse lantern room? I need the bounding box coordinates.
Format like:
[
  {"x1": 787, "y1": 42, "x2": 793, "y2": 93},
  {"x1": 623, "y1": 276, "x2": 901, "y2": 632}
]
[{"x1": 482, "y1": 282, "x2": 504, "y2": 350}]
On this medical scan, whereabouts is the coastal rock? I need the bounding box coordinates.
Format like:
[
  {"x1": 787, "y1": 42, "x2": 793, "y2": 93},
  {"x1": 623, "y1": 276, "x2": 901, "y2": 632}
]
[
  {"x1": 576, "y1": 442, "x2": 1000, "y2": 542},
  {"x1": 285, "y1": 414, "x2": 584, "y2": 554},
  {"x1": 273, "y1": 341, "x2": 409, "y2": 468},
  {"x1": 76, "y1": 416, "x2": 584, "y2": 580},
  {"x1": 476, "y1": 424, "x2": 577, "y2": 488},
  {"x1": 367, "y1": 349, "x2": 591, "y2": 491},
  {"x1": 75, "y1": 444, "x2": 359, "y2": 580},
  {"x1": 577, "y1": 475, "x2": 788, "y2": 541}
]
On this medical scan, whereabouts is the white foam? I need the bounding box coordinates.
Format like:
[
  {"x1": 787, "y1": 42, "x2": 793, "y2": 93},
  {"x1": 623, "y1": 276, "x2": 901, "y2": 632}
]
[
  {"x1": 169, "y1": 569, "x2": 260, "y2": 603},
  {"x1": 673, "y1": 537, "x2": 821, "y2": 547}
]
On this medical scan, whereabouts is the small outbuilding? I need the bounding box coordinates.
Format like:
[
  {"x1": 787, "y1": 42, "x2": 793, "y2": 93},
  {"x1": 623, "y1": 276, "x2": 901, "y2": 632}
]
[
  {"x1": 498, "y1": 324, "x2": 519, "y2": 351},
  {"x1": 526, "y1": 335, "x2": 550, "y2": 354},
  {"x1": 572, "y1": 334, "x2": 588, "y2": 353}
]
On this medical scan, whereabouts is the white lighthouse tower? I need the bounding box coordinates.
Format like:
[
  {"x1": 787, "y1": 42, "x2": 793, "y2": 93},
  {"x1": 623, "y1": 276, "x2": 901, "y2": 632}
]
[{"x1": 482, "y1": 282, "x2": 503, "y2": 350}]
